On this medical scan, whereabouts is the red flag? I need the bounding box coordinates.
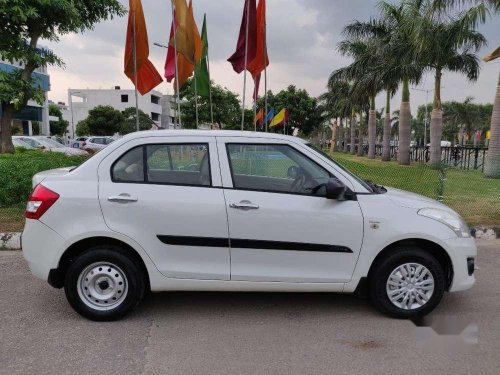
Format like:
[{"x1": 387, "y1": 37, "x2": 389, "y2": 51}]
[
  {"x1": 248, "y1": 0, "x2": 268, "y2": 77},
  {"x1": 228, "y1": 0, "x2": 257, "y2": 74},
  {"x1": 124, "y1": 0, "x2": 163, "y2": 95},
  {"x1": 253, "y1": 73, "x2": 260, "y2": 102}
]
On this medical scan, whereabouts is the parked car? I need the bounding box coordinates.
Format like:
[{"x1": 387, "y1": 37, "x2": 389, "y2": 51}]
[
  {"x1": 22, "y1": 131, "x2": 476, "y2": 321},
  {"x1": 427, "y1": 141, "x2": 452, "y2": 147},
  {"x1": 14, "y1": 136, "x2": 88, "y2": 156},
  {"x1": 82, "y1": 136, "x2": 114, "y2": 152},
  {"x1": 70, "y1": 137, "x2": 89, "y2": 150}
]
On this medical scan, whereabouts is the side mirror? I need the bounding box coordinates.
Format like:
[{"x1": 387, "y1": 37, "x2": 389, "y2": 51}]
[{"x1": 326, "y1": 177, "x2": 346, "y2": 200}]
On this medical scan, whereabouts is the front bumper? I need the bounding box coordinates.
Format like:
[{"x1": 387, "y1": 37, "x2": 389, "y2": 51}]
[
  {"x1": 444, "y1": 236, "x2": 477, "y2": 292},
  {"x1": 22, "y1": 219, "x2": 65, "y2": 282}
]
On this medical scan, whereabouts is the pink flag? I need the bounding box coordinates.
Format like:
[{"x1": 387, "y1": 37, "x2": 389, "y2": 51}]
[{"x1": 164, "y1": 12, "x2": 177, "y2": 82}]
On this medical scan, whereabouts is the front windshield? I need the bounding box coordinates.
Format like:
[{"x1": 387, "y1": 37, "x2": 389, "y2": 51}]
[{"x1": 305, "y1": 143, "x2": 374, "y2": 192}]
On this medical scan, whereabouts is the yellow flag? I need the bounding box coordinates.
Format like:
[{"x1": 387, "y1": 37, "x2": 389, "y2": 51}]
[{"x1": 270, "y1": 108, "x2": 287, "y2": 127}]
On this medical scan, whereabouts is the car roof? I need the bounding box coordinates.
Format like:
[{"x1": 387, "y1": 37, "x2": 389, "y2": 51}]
[{"x1": 121, "y1": 130, "x2": 307, "y2": 143}]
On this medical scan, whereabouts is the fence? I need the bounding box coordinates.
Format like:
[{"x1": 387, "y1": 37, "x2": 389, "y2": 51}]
[{"x1": 342, "y1": 144, "x2": 488, "y2": 172}]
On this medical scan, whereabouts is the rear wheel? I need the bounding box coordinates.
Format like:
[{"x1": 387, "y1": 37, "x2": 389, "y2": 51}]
[
  {"x1": 64, "y1": 246, "x2": 146, "y2": 321},
  {"x1": 369, "y1": 247, "x2": 445, "y2": 318}
]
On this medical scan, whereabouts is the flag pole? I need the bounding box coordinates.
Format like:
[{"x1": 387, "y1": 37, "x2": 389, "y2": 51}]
[
  {"x1": 194, "y1": 71, "x2": 199, "y2": 128},
  {"x1": 241, "y1": 0, "x2": 251, "y2": 131},
  {"x1": 253, "y1": 86, "x2": 257, "y2": 132},
  {"x1": 207, "y1": 51, "x2": 214, "y2": 128},
  {"x1": 171, "y1": 0, "x2": 182, "y2": 129},
  {"x1": 132, "y1": 10, "x2": 140, "y2": 132},
  {"x1": 263, "y1": 1, "x2": 268, "y2": 133}
]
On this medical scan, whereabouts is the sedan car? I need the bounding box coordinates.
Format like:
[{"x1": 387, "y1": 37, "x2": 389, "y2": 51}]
[
  {"x1": 14, "y1": 136, "x2": 88, "y2": 156},
  {"x1": 82, "y1": 136, "x2": 114, "y2": 152},
  {"x1": 22, "y1": 131, "x2": 476, "y2": 321}
]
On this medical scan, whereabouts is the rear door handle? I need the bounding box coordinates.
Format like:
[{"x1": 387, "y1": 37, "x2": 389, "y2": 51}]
[
  {"x1": 108, "y1": 194, "x2": 138, "y2": 203},
  {"x1": 229, "y1": 200, "x2": 259, "y2": 210}
]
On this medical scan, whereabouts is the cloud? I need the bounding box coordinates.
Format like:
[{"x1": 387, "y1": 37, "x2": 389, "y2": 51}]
[{"x1": 43, "y1": 0, "x2": 499, "y2": 113}]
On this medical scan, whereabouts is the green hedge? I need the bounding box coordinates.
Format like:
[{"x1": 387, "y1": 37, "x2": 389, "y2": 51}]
[{"x1": 0, "y1": 149, "x2": 87, "y2": 206}]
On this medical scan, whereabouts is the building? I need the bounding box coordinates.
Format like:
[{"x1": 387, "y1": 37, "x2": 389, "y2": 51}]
[
  {"x1": 0, "y1": 56, "x2": 54, "y2": 135},
  {"x1": 63, "y1": 87, "x2": 178, "y2": 138}
]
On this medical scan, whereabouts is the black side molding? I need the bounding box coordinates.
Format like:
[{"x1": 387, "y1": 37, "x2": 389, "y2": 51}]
[{"x1": 157, "y1": 235, "x2": 352, "y2": 253}]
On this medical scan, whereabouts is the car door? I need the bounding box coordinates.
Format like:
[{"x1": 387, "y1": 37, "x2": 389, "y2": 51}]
[
  {"x1": 218, "y1": 137, "x2": 364, "y2": 283},
  {"x1": 98, "y1": 135, "x2": 230, "y2": 280}
]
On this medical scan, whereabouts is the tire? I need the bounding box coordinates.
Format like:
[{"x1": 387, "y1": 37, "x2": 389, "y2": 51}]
[
  {"x1": 64, "y1": 245, "x2": 146, "y2": 321},
  {"x1": 369, "y1": 246, "x2": 445, "y2": 319}
]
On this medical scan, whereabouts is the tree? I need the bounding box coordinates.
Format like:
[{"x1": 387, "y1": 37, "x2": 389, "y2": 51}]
[
  {"x1": 120, "y1": 107, "x2": 155, "y2": 135},
  {"x1": 0, "y1": 0, "x2": 125, "y2": 153},
  {"x1": 484, "y1": 51, "x2": 500, "y2": 177},
  {"x1": 411, "y1": 1, "x2": 487, "y2": 166},
  {"x1": 179, "y1": 78, "x2": 252, "y2": 130},
  {"x1": 82, "y1": 106, "x2": 125, "y2": 136},
  {"x1": 48, "y1": 103, "x2": 68, "y2": 136},
  {"x1": 75, "y1": 120, "x2": 90, "y2": 137},
  {"x1": 330, "y1": 37, "x2": 382, "y2": 159},
  {"x1": 256, "y1": 85, "x2": 322, "y2": 136}
]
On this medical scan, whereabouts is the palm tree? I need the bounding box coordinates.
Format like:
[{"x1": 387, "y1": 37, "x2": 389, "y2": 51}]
[
  {"x1": 330, "y1": 37, "x2": 383, "y2": 159},
  {"x1": 343, "y1": 2, "x2": 424, "y2": 164},
  {"x1": 484, "y1": 47, "x2": 500, "y2": 177},
  {"x1": 444, "y1": 97, "x2": 481, "y2": 145},
  {"x1": 411, "y1": 1, "x2": 488, "y2": 166}
]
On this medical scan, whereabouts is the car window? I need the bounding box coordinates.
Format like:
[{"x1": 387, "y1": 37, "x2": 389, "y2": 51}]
[
  {"x1": 19, "y1": 138, "x2": 41, "y2": 148},
  {"x1": 39, "y1": 138, "x2": 64, "y2": 148},
  {"x1": 226, "y1": 144, "x2": 330, "y2": 195},
  {"x1": 112, "y1": 147, "x2": 145, "y2": 182},
  {"x1": 146, "y1": 144, "x2": 211, "y2": 186},
  {"x1": 111, "y1": 144, "x2": 211, "y2": 186}
]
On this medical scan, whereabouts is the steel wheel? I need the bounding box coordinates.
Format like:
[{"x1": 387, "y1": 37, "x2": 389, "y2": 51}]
[
  {"x1": 77, "y1": 262, "x2": 129, "y2": 311},
  {"x1": 386, "y1": 262, "x2": 435, "y2": 310}
]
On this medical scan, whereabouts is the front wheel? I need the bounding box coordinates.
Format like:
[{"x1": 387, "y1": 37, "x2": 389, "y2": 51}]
[
  {"x1": 369, "y1": 247, "x2": 446, "y2": 318},
  {"x1": 64, "y1": 246, "x2": 146, "y2": 321}
]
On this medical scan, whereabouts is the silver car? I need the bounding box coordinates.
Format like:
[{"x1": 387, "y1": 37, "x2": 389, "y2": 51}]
[{"x1": 14, "y1": 136, "x2": 88, "y2": 156}]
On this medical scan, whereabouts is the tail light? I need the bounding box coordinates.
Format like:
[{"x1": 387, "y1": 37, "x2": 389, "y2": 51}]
[
  {"x1": 82, "y1": 141, "x2": 87, "y2": 147},
  {"x1": 26, "y1": 184, "x2": 59, "y2": 220}
]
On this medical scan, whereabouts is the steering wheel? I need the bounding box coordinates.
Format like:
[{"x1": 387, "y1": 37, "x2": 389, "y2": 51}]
[{"x1": 290, "y1": 173, "x2": 307, "y2": 193}]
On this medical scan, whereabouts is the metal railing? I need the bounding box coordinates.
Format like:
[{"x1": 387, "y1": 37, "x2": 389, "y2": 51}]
[{"x1": 339, "y1": 143, "x2": 488, "y2": 171}]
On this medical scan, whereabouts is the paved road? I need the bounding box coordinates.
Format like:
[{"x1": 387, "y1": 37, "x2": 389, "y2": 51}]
[{"x1": 1, "y1": 240, "x2": 499, "y2": 375}]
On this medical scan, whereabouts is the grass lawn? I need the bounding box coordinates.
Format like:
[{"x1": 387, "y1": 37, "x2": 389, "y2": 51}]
[
  {"x1": 0, "y1": 204, "x2": 25, "y2": 232},
  {"x1": 330, "y1": 152, "x2": 500, "y2": 227}
]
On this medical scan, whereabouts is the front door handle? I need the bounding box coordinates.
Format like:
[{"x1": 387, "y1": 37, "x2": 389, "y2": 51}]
[
  {"x1": 229, "y1": 200, "x2": 259, "y2": 210},
  {"x1": 108, "y1": 194, "x2": 138, "y2": 203}
]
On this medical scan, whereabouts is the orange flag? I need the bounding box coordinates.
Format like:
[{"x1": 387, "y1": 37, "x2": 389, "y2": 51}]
[
  {"x1": 169, "y1": 0, "x2": 196, "y2": 64},
  {"x1": 124, "y1": 0, "x2": 162, "y2": 95},
  {"x1": 173, "y1": 0, "x2": 202, "y2": 92}
]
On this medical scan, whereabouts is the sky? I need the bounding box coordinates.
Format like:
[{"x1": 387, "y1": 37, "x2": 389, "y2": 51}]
[{"x1": 45, "y1": 0, "x2": 500, "y2": 114}]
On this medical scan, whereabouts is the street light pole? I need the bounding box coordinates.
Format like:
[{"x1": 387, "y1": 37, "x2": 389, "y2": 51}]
[{"x1": 412, "y1": 87, "x2": 434, "y2": 146}]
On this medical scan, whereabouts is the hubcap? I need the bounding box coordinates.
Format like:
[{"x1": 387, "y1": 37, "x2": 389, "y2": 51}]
[
  {"x1": 77, "y1": 262, "x2": 128, "y2": 311},
  {"x1": 386, "y1": 263, "x2": 434, "y2": 310}
]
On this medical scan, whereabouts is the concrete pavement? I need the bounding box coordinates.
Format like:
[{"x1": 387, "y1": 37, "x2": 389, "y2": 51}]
[{"x1": 1, "y1": 240, "x2": 499, "y2": 375}]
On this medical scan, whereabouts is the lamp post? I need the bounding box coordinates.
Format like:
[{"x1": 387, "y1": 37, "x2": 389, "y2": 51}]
[
  {"x1": 411, "y1": 87, "x2": 432, "y2": 146},
  {"x1": 69, "y1": 90, "x2": 81, "y2": 139},
  {"x1": 153, "y1": 42, "x2": 178, "y2": 129}
]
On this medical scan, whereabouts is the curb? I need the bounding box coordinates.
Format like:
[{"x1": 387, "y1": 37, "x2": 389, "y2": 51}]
[
  {"x1": 0, "y1": 233, "x2": 21, "y2": 250},
  {"x1": 1, "y1": 227, "x2": 499, "y2": 251}
]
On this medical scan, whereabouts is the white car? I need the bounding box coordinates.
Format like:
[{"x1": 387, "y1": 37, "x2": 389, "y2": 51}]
[
  {"x1": 22, "y1": 131, "x2": 476, "y2": 321},
  {"x1": 14, "y1": 136, "x2": 88, "y2": 156},
  {"x1": 82, "y1": 136, "x2": 114, "y2": 152}
]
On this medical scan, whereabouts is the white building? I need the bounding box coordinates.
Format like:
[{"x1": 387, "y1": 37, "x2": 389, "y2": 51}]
[
  {"x1": 0, "y1": 57, "x2": 54, "y2": 135},
  {"x1": 63, "y1": 87, "x2": 178, "y2": 138}
]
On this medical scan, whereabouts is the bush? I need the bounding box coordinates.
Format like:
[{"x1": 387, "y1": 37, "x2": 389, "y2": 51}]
[{"x1": 0, "y1": 150, "x2": 87, "y2": 206}]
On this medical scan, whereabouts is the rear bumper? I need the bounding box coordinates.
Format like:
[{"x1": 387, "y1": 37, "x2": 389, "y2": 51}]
[
  {"x1": 22, "y1": 219, "x2": 65, "y2": 282},
  {"x1": 444, "y1": 236, "x2": 477, "y2": 292}
]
